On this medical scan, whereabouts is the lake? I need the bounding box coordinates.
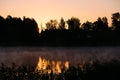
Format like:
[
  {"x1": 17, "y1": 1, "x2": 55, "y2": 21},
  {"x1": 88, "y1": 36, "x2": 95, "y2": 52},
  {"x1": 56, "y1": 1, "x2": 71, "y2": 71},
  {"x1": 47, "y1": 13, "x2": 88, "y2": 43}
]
[{"x1": 0, "y1": 47, "x2": 120, "y2": 67}]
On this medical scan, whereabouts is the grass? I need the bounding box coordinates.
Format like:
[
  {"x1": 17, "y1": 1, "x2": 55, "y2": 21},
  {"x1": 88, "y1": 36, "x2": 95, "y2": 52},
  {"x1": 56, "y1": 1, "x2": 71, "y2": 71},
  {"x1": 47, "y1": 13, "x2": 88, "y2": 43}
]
[{"x1": 0, "y1": 59, "x2": 120, "y2": 80}]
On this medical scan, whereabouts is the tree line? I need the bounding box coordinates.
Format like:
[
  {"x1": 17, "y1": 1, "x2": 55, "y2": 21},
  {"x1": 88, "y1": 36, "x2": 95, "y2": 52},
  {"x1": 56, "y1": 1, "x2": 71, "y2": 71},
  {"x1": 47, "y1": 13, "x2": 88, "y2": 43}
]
[
  {"x1": 0, "y1": 12, "x2": 120, "y2": 46},
  {"x1": 0, "y1": 15, "x2": 39, "y2": 45}
]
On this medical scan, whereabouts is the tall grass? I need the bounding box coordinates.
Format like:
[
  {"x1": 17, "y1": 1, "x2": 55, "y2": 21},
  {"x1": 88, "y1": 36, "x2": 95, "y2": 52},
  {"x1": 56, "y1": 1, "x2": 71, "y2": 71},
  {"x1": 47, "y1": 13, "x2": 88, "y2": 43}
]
[{"x1": 0, "y1": 59, "x2": 120, "y2": 80}]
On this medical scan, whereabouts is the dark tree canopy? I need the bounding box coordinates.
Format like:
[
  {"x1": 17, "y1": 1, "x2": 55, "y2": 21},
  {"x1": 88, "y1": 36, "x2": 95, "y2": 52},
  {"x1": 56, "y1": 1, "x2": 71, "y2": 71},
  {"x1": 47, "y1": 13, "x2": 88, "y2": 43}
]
[
  {"x1": 67, "y1": 17, "x2": 81, "y2": 30},
  {"x1": 0, "y1": 12, "x2": 120, "y2": 46},
  {"x1": 46, "y1": 20, "x2": 58, "y2": 30},
  {"x1": 58, "y1": 18, "x2": 65, "y2": 29},
  {"x1": 93, "y1": 17, "x2": 108, "y2": 31},
  {"x1": 112, "y1": 12, "x2": 120, "y2": 31},
  {"x1": 81, "y1": 21, "x2": 93, "y2": 31},
  {"x1": 0, "y1": 15, "x2": 39, "y2": 45}
]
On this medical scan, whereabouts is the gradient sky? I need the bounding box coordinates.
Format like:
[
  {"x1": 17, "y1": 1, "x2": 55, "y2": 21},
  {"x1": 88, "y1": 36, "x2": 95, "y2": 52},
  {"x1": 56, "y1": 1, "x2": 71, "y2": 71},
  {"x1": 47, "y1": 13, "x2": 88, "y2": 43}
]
[{"x1": 0, "y1": 0, "x2": 120, "y2": 29}]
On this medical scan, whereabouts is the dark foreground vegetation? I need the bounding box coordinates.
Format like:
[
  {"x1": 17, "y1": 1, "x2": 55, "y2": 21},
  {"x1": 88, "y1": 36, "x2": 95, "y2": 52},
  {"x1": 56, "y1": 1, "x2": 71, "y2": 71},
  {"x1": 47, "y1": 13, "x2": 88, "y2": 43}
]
[
  {"x1": 0, "y1": 12, "x2": 120, "y2": 46},
  {"x1": 0, "y1": 60, "x2": 120, "y2": 80}
]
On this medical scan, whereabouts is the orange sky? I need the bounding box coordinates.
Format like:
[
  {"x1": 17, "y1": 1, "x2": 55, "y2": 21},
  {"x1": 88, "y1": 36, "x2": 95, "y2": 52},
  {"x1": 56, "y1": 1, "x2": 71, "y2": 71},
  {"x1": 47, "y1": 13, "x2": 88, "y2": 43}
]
[{"x1": 0, "y1": 0, "x2": 120, "y2": 29}]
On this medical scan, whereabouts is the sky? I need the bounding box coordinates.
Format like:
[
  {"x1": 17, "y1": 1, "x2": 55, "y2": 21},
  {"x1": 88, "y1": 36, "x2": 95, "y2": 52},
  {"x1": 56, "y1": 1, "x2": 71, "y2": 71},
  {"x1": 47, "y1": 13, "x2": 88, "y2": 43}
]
[{"x1": 0, "y1": 0, "x2": 120, "y2": 29}]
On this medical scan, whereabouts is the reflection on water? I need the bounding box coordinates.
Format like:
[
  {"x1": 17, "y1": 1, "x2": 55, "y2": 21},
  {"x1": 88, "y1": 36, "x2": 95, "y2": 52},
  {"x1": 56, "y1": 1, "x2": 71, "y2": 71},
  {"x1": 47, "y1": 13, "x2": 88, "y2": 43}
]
[
  {"x1": 0, "y1": 47, "x2": 120, "y2": 67},
  {"x1": 36, "y1": 56, "x2": 69, "y2": 74}
]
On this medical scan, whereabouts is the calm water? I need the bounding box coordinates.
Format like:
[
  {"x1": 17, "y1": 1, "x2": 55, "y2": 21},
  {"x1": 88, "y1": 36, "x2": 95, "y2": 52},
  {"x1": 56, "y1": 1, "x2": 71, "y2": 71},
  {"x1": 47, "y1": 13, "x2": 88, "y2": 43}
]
[{"x1": 0, "y1": 47, "x2": 120, "y2": 66}]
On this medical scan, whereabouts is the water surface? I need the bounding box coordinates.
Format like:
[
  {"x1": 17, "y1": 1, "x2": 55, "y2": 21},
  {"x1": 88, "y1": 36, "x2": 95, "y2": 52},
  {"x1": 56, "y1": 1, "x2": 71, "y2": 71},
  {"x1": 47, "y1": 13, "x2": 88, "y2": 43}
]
[{"x1": 0, "y1": 47, "x2": 120, "y2": 66}]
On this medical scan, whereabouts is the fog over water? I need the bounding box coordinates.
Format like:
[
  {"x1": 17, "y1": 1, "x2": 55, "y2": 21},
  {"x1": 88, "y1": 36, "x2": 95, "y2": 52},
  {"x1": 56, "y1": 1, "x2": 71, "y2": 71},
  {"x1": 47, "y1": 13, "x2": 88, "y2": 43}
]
[{"x1": 0, "y1": 47, "x2": 120, "y2": 67}]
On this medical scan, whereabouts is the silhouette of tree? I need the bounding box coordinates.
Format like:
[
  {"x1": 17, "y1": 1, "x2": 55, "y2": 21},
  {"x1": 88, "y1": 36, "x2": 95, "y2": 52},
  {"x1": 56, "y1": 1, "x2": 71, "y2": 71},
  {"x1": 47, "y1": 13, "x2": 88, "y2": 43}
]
[
  {"x1": 0, "y1": 15, "x2": 40, "y2": 45},
  {"x1": 112, "y1": 12, "x2": 120, "y2": 31},
  {"x1": 0, "y1": 16, "x2": 5, "y2": 30},
  {"x1": 58, "y1": 18, "x2": 65, "y2": 29},
  {"x1": 93, "y1": 17, "x2": 108, "y2": 31},
  {"x1": 102, "y1": 17, "x2": 109, "y2": 30},
  {"x1": 22, "y1": 17, "x2": 39, "y2": 43},
  {"x1": 0, "y1": 16, "x2": 5, "y2": 43},
  {"x1": 81, "y1": 21, "x2": 93, "y2": 31},
  {"x1": 1, "y1": 12, "x2": 120, "y2": 46},
  {"x1": 6, "y1": 15, "x2": 12, "y2": 19},
  {"x1": 67, "y1": 17, "x2": 81, "y2": 30},
  {"x1": 46, "y1": 20, "x2": 58, "y2": 30}
]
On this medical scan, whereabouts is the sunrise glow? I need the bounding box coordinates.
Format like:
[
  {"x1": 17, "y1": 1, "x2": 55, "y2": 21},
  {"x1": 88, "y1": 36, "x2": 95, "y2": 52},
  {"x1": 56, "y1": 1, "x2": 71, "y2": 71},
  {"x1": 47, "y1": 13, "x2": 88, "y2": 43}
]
[
  {"x1": 36, "y1": 57, "x2": 69, "y2": 74},
  {"x1": 0, "y1": 0, "x2": 120, "y2": 29}
]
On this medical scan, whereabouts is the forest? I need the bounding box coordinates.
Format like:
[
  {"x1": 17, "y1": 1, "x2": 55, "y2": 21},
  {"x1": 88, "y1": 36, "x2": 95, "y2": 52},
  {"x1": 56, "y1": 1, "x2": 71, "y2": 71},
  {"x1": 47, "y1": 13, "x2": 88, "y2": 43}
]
[{"x1": 0, "y1": 12, "x2": 120, "y2": 46}]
